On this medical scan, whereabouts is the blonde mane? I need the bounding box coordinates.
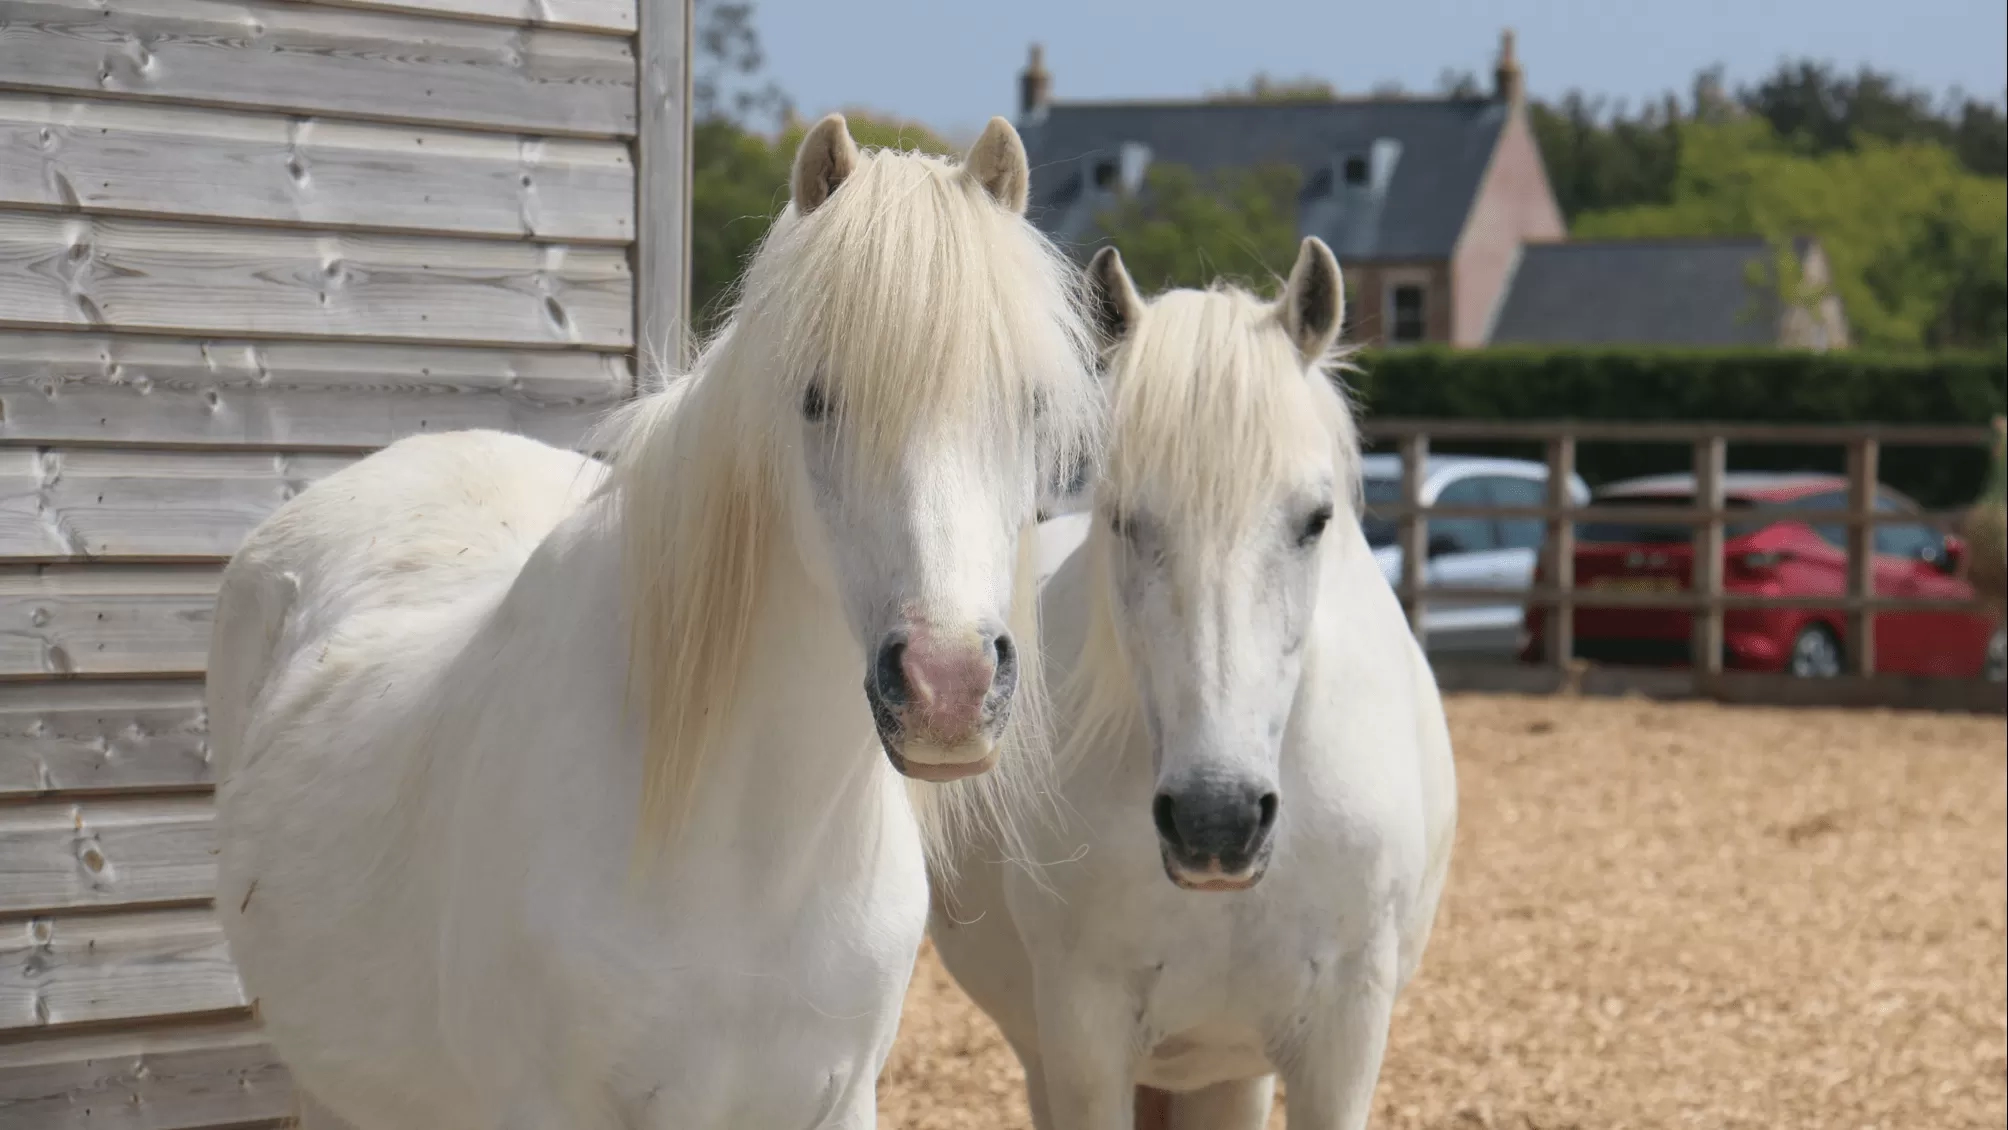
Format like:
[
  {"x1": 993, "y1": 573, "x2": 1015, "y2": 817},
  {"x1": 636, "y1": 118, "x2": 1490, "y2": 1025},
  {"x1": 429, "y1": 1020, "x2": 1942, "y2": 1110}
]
[
  {"x1": 1062, "y1": 282, "x2": 1361, "y2": 779},
  {"x1": 595, "y1": 140, "x2": 1099, "y2": 866}
]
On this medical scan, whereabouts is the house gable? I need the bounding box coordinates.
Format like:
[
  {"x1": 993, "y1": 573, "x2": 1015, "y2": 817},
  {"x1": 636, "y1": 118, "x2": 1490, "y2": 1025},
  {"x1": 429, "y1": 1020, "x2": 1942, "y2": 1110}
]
[{"x1": 1453, "y1": 102, "x2": 1566, "y2": 346}]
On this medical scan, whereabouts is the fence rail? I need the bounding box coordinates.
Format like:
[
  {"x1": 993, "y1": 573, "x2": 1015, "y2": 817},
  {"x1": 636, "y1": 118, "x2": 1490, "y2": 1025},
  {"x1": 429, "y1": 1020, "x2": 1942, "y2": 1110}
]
[
  {"x1": 1358, "y1": 418, "x2": 2002, "y2": 705},
  {"x1": 1365, "y1": 418, "x2": 1995, "y2": 445}
]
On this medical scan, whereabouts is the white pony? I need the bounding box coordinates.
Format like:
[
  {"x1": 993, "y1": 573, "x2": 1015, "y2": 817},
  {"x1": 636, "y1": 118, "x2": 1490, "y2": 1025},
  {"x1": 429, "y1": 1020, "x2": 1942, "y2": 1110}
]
[
  {"x1": 208, "y1": 114, "x2": 1100, "y2": 1130},
  {"x1": 930, "y1": 240, "x2": 1457, "y2": 1130}
]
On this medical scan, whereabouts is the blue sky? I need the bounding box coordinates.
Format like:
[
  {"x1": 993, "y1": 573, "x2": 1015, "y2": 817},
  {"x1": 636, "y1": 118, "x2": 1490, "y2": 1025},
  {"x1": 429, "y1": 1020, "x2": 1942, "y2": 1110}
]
[{"x1": 754, "y1": 0, "x2": 2007, "y2": 141}]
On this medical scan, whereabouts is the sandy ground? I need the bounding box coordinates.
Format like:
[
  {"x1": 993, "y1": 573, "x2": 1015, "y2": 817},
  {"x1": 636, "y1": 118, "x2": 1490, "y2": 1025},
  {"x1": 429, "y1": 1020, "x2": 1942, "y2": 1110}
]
[{"x1": 877, "y1": 693, "x2": 2007, "y2": 1129}]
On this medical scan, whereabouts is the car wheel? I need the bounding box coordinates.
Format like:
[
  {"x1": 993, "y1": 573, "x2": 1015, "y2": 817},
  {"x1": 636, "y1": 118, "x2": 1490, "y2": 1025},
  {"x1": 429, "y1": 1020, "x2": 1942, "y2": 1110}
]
[
  {"x1": 1987, "y1": 625, "x2": 2006, "y2": 684},
  {"x1": 1787, "y1": 624, "x2": 1844, "y2": 679}
]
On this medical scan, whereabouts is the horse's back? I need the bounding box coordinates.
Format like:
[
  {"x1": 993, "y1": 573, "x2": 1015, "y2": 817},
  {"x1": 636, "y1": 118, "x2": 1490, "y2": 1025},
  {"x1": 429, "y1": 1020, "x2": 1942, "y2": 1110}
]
[
  {"x1": 219, "y1": 429, "x2": 598, "y2": 643},
  {"x1": 209, "y1": 430, "x2": 600, "y2": 774}
]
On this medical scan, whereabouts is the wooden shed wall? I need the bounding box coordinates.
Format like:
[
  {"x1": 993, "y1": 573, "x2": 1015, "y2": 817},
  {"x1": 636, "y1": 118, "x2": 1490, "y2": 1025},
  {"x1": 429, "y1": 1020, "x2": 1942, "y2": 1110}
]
[{"x1": 0, "y1": 0, "x2": 684, "y2": 1120}]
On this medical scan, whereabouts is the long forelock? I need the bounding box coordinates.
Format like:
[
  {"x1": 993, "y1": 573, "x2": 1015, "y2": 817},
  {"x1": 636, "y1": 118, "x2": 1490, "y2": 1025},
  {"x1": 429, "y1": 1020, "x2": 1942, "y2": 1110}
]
[
  {"x1": 731, "y1": 145, "x2": 1102, "y2": 495},
  {"x1": 1104, "y1": 286, "x2": 1358, "y2": 541}
]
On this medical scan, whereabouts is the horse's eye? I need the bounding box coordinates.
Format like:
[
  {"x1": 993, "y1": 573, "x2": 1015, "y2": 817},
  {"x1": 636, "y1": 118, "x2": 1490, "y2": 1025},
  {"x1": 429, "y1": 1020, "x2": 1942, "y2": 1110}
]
[
  {"x1": 1108, "y1": 510, "x2": 1133, "y2": 540},
  {"x1": 801, "y1": 382, "x2": 829, "y2": 422},
  {"x1": 1298, "y1": 504, "x2": 1334, "y2": 547}
]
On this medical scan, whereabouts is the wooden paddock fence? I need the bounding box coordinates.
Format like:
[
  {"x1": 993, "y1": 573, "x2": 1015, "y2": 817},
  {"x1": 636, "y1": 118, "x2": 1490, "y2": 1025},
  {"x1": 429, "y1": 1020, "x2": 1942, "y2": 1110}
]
[
  {"x1": 1365, "y1": 418, "x2": 2005, "y2": 714},
  {"x1": 0, "y1": 0, "x2": 689, "y2": 1121}
]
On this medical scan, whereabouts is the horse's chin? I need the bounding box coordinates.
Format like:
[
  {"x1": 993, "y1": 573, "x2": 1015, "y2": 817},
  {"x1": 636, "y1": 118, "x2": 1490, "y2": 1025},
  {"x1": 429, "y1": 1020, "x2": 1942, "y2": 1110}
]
[{"x1": 884, "y1": 739, "x2": 998, "y2": 782}]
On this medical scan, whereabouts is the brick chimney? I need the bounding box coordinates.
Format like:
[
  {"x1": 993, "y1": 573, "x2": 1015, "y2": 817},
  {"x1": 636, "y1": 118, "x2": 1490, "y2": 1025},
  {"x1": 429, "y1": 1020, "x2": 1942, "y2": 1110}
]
[
  {"x1": 1493, "y1": 28, "x2": 1523, "y2": 107},
  {"x1": 1020, "y1": 43, "x2": 1052, "y2": 123}
]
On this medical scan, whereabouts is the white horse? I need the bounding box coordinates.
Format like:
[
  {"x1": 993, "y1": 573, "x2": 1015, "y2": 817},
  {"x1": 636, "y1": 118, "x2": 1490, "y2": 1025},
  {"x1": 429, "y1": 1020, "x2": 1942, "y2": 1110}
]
[
  {"x1": 208, "y1": 113, "x2": 1100, "y2": 1130},
  {"x1": 930, "y1": 239, "x2": 1458, "y2": 1130}
]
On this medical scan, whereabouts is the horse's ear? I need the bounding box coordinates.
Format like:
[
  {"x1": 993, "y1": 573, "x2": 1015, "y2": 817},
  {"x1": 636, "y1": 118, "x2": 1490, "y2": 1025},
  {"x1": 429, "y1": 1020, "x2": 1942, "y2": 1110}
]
[
  {"x1": 1280, "y1": 236, "x2": 1344, "y2": 364},
  {"x1": 792, "y1": 113, "x2": 858, "y2": 215},
  {"x1": 963, "y1": 117, "x2": 1030, "y2": 214},
  {"x1": 1086, "y1": 246, "x2": 1142, "y2": 358}
]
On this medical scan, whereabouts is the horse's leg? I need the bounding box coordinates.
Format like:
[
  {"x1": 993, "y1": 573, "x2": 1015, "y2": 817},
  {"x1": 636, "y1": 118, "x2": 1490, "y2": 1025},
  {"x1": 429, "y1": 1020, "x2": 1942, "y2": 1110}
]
[
  {"x1": 1013, "y1": 1045, "x2": 1058, "y2": 1130},
  {"x1": 1031, "y1": 974, "x2": 1136, "y2": 1130},
  {"x1": 1278, "y1": 933, "x2": 1400, "y2": 1130},
  {"x1": 1164, "y1": 1077, "x2": 1275, "y2": 1130}
]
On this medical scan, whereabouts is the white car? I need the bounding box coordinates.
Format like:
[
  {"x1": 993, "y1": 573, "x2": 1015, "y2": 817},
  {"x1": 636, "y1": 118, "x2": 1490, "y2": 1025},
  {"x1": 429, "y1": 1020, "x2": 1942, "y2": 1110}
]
[{"x1": 1361, "y1": 454, "x2": 1591, "y2": 656}]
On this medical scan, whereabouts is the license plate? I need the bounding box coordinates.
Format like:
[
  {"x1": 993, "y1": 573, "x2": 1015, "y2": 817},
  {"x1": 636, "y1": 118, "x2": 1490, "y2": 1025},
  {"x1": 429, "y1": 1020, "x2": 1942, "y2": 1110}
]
[{"x1": 1589, "y1": 575, "x2": 1681, "y2": 593}]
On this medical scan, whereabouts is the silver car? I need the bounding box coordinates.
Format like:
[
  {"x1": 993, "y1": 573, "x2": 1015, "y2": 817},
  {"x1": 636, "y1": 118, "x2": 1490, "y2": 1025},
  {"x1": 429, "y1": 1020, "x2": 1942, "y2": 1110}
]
[{"x1": 1361, "y1": 454, "x2": 1591, "y2": 656}]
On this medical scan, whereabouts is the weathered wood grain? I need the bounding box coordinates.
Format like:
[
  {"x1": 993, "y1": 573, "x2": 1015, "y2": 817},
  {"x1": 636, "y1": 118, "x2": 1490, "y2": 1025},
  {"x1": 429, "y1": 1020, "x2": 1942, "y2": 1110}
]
[
  {"x1": 0, "y1": 909, "x2": 245, "y2": 1033},
  {"x1": 0, "y1": 795, "x2": 215, "y2": 916},
  {"x1": 0, "y1": 449, "x2": 355, "y2": 559},
  {"x1": 0, "y1": 213, "x2": 633, "y2": 348},
  {"x1": 308, "y1": 0, "x2": 635, "y2": 35},
  {"x1": 0, "y1": 1019, "x2": 288, "y2": 1130},
  {"x1": 0, "y1": 680, "x2": 210, "y2": 797},
  {"x1": 0, "y1": 331, "x2": 629, "y2": 449},
  {"x1": 0, "y1": 0, "x2": 637, "y2": 138},
  {"x1": 634, "y1": 0, "x2": 691, "y2": 390},
  {"x1": 0, "y1": 94, "x2": 635, "y2": 243},
  {"x1": 0, "y1": 566, "x2": 219, "y2": 678}
]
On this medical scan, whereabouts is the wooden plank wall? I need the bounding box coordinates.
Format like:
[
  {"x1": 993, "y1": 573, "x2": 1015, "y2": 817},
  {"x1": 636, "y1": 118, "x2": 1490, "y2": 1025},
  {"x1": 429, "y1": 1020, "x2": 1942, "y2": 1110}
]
[{"x1": 0, "y1": 0, "x2": 684, "y2": 1120}]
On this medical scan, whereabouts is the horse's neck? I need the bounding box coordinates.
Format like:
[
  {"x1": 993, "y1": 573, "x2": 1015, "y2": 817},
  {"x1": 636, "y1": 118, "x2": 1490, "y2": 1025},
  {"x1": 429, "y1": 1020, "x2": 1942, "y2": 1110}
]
[
  {"x1": 673, "y1": 529, "x2": 902, "y2": 885},
  {"x1": 1288, "y1": 517, "x2": 1426, "y2": 762}
]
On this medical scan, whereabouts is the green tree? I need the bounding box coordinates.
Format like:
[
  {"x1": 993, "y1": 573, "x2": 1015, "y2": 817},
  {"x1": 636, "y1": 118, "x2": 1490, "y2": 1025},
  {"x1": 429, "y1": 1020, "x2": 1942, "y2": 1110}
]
[
  {"x1": 1528, "y1": 91, "x2": 1683, "y2": 220},
  {"x1": 693, "y1": 0, "x2": 787, "y2": 127},
  {"x1": 1091, "y1": 163, "x2": 1303, "y2": 292},
  {"x1": 1737, "y1": 60, "x2": 2007, "y2": 176},
  {"x1": 689, "y1": 119, "x2": 791, "y2": 333},
  {"x1": 1520, "y1": 61, "x2": 2006, "y2": 221},
  {"x1": 1573, "y1": 118, "x2": 2008, "y2": 351}
]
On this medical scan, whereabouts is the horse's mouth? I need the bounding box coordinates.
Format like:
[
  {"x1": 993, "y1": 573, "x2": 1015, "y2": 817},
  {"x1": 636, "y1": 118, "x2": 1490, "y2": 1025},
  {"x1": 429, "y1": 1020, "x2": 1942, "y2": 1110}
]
[
  {"x1": 869, "y1": 684, "x2": 1003, "y2": 781},
  {"x1": 882, "y1": 741, "x2": 998, "y2": 782},
  {"x1": 1159, "y1": 849, "x2": 1271, "y2": 892}
]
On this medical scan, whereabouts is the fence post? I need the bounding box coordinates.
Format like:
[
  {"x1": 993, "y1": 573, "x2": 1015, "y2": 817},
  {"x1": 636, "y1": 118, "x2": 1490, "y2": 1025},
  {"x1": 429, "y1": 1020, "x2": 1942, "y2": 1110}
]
[
  {"x1": 1398, "y1": 433, "x2": 1429, "y2": 646},
  {"x1": 1846, "y1": 437, "x2": 1879, "y2": 676},
  {"x1": 1691, "y1": 436, "x2": 1726, "y2": 682},
  {"x1": 1544, "y1": 436, "x2": 1576, "y2": 670}
]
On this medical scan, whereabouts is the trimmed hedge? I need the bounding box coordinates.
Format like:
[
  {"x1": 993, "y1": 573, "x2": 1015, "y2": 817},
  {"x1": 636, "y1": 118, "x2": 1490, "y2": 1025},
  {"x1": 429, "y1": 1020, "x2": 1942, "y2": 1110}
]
[{"x1": 1345, "y1": 347, "x2": 2008, "y2": 507}]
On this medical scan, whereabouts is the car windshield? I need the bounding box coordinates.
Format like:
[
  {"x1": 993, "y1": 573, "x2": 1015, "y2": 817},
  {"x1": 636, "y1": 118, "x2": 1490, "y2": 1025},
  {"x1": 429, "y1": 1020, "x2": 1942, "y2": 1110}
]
[
  {"x1": 1576, "y1": 493, "x2": 1770, "y2": 544},
  {"x1": 1361, "y1": 476, "x2": 1401, "y2": 548}
]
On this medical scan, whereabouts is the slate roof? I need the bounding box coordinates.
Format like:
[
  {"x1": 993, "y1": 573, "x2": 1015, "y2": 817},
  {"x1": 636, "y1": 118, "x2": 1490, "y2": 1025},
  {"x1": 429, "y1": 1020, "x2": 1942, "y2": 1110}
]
[
  {"x1": 1017, "y1": 98, "x2": 1510, "y2": 262},
  {"x1": 1488, "y1": 238, "x2": 1797, "y2": 347}
]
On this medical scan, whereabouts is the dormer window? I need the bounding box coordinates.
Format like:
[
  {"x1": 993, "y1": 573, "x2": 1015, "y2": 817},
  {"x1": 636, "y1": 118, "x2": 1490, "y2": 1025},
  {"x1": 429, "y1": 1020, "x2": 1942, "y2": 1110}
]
[
  {"x1": 1087, "y1": 144, "x2": 1152, "y2": 196},
  {"x1": 1342, "y1": 156, "x2": 1370, "y2": 186}
]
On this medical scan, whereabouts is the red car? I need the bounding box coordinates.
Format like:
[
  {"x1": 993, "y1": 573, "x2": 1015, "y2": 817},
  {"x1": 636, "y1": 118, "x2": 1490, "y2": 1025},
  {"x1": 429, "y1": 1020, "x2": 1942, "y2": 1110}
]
[{"x1": 1523, "y1": 472, "x2": 2006, "y2": 681}]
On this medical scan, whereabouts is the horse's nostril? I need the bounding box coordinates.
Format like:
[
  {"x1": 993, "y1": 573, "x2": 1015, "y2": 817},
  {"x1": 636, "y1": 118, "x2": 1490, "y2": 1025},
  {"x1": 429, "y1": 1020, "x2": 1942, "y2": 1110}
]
[
  {"x1": 1152, "y1": 792, "x2": 1179, "y2": 846},
  {"x1": 1256, "y1": 792, "x2": 1279, "y2": 833},
  {"x1": 873, "y1": 636, "x2": 909, "y2": 705},
  {"x1": 991, "y1": 632, "x2": 1016, "y2": 681}
]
